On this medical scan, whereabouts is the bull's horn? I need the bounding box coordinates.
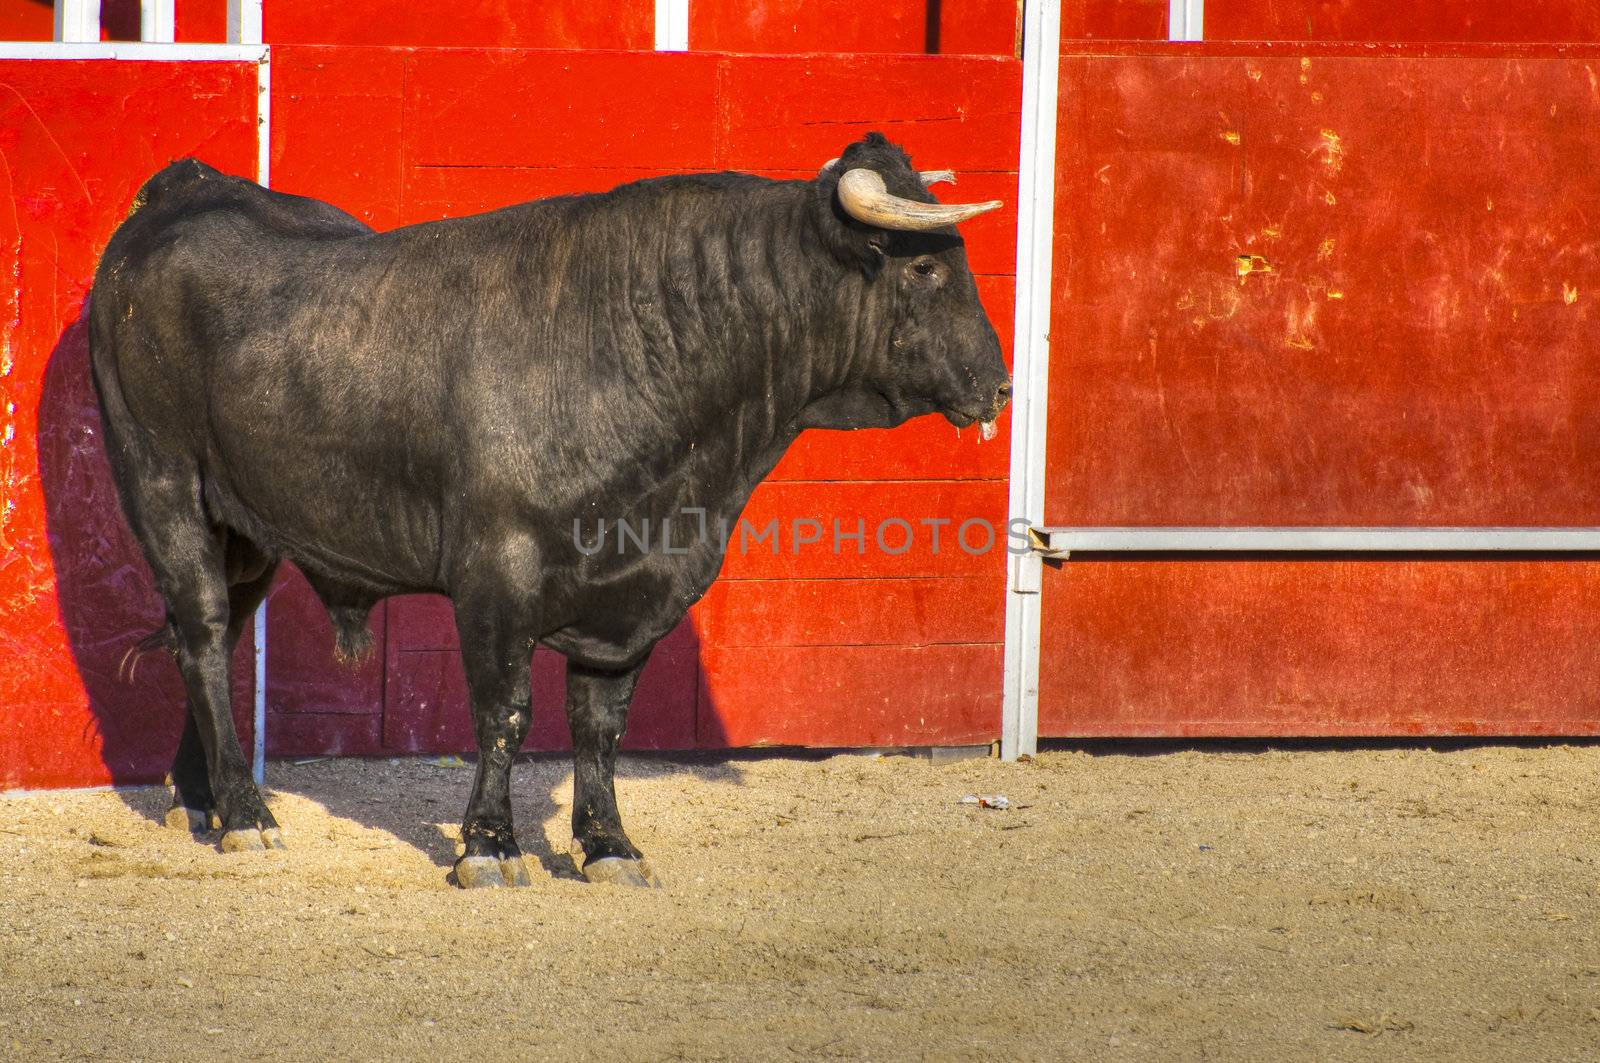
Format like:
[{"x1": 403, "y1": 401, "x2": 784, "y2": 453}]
[
  {"x1": 820, "y1": 159, "x2": 956, "y2": 189},
  {"x1": 836, "y1": 168, "x2": 1000, "y2": 231}
]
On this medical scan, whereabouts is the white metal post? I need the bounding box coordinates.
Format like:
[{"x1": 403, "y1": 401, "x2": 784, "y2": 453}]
[
  {"x1": 227, "y1": 0, "x2": 263, "y2": 46},
  {"x1": 1000, "y1": 0, "x2": 1061, "y2": 761},
  {"x1": 244, "y1": 3, "x2": 269, "y2": 783},
  {"x1": 140, "y1": 0, "x2": 174, "y2": 42},
  {"x1": 53, "y1": 0, "x2": 101, "y2": 42},
  {"x1": 1168, "y1": 0, "x2": 1204, "y2": 41},
  {"x1": 654, "y1": 0, "x2": 689, "y2": 51},
  {"x1": 226, "y1": 0, "x2": 270, "y2": 781}
]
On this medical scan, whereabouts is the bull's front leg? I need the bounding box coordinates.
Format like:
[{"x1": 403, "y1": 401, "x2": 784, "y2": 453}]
[
  {"x1": 565, "y1": 660, "x2": 660, "y2": 888},
  {"x1": 452, "y1": 600, "x2": 537, "y2": 889}
]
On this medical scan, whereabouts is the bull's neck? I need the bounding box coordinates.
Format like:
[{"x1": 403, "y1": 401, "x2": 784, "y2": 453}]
[{"x1": 643, "y1": 189, "x2": 882, "y2": 497}]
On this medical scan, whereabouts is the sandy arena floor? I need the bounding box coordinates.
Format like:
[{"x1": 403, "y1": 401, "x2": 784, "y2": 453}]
[{"x1": 1, "y1": 743, "x2": 1598, "y2": 1061}]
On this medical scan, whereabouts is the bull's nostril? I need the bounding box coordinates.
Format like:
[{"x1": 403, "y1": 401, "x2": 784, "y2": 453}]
[{"x1": 996, "y1": 382, "x2": 1013, "y2": 402}]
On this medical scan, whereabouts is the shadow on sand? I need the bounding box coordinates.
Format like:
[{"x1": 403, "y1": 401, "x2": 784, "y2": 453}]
[{"x1": 109, "y1": 752, "x2": 752, "y2": 880}]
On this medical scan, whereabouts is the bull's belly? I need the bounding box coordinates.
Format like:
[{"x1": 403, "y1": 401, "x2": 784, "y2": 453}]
[
  {"x1": 204, "y1": 467, "x2": 443, "y2": 596},
  {"x1": 538, "y1": 543, "x2": 727, "y2": 670}
]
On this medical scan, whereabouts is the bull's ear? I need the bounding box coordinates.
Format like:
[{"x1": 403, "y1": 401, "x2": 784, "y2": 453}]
[{"x1": 809, "y1": 170, "x2": 887, "y2": 277}]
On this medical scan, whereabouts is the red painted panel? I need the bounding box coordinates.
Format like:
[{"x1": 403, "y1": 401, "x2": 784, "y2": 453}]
[
  {"x1": 176, "y1": 0, "x2": 229, "y2": 43},
  {"x1": 265, "y1": 1, "x2": 651, "y2": 48},
  {"x1": 0, "y1": 59, "x2": 258, "y2": 788},
  {"x1": 403, "y1": 51, "x2": 724, "y2": 172},
  {"x1": 1039, "y1": 561, "x2": 1600, "y2": 736},
  {"x1": 270, "y1": 47, "x2": 407, "y2": 231},
  {"x1": 1048, "y1": 51, "x2": 1600, "y2": 527},
  {"x1": 0, "y1": 0, "x2": 51, "y2": 40},
  {"x1": 1206, "y1": 2, "x2": 1600, "y2": 44},
  {"x1": 720, "y1": 480, "x2": 1009, "y2": 580},
  {"x1": 270, "y1": 48, "x2": 1020, "y2": 267},
  {"x1": 937, "y1": 0, "x2": 1022, "y2": 56},
  {"x1": 714, "y1": 54, "x2": 1021, "y2": 173},
  {"x1": 1065, "y1": 1, "x2": 1169, "y2": 41},
  {"x1": 688, "y1": 0, "x2": 1018, "y2": 56},
  {"x1": 697, "y1": 642, "x2": 1001, "y2": 746},
  {"x1": 695, "y1": 576, "x2": 1005, "y2": 648}
]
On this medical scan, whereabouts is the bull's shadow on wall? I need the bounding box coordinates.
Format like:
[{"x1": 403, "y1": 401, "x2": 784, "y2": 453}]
[
  {"x1": 36, "y1": 309, "x2": 744, "y2": 872},
  {"x1": 36, "y1": 309, "x2": 249, "y2": 787}
]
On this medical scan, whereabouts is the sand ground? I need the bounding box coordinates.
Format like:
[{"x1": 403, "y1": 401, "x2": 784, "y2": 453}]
[{"x1": 1, "y1": 743, "x2": 1597, "y2": 1061}]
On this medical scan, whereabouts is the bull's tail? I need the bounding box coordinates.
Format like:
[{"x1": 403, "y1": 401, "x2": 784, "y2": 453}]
[{"x1": 118, "y1": 623, "x2": 176, "y2": 683}]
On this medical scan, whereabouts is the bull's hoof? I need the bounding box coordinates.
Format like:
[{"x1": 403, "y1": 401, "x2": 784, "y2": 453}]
[
  {"x1": 454, "y1": 854, "x2": 531, "y2": 889},
  {"x1": 581, "y1": 856, "x2": 663, "y2": 889},
  {"x1": 220, "y1": 827, "x2": 287, "y2": 852},
  {"x1": 164, "y1": 803, "x2": 209, "y2": 833}
]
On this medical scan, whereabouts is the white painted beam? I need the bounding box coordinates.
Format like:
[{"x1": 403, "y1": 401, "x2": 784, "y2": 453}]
[
  {"x1": 1040, "y1": 527, "x2": 1600, "y2": 555},
  {"x1": 1000, "y1": 0, "x2": 1061, "y2": 762}
]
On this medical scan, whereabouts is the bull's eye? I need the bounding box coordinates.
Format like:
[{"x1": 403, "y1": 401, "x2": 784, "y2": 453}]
[{"x1": 908, "y1": 257, "x2": 942, "y2": 285}]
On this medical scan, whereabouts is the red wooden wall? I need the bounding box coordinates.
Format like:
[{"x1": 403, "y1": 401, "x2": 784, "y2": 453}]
[
  {"x1": 1039, "y1": 41, "x2": 1600, "y2": 736},
  {"x1": 263, "y1": 46, "x2": 1020, "y2": 755},
  {"x1": 17, "y1": 6, "x2": 1600, "y2": 789},
  {"x1": 0, "y1": 58, "x2": 261, "y2": 788}
]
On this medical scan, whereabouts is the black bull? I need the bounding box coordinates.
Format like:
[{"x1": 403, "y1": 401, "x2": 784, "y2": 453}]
[{"x1": 87, "y1": 133, "x2": 1011, "y2": 888}]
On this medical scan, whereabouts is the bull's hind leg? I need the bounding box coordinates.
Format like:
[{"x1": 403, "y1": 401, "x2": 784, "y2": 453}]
[
  {"x1": 566, "y1": 661, "x2": 659, "y2": 888},
  {"x1": 451, "y1": 596, "x2": 538, "y2": 888},
  {"x1": 113, "y1": 462, "x2": 281, "y2": 851},
  {"x1": 166, "y1": 533, "x2": 280, "y2": 842}
]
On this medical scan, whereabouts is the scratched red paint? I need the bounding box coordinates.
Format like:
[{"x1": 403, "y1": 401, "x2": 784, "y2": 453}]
[
  {"x1": 1065, "y1": 0, "x2": 1170, "y2": 41},
  {"x1": 1050, "y1": 49, "x2": 1600, "y2": 527},
  {"x1": 1205, "y1": 1, "x2": 1600, "y2": 44},
  {"x1": 0, "y1": 60, "x2": 259, "y2": 788},
  {"x1": 689, "y1": 0, "x2": 1018, "y2": 56},
  {"x1": 265, "y1": 1, "x2": 651, "y2": 49},
  {"x1": 1040, "y1": 560, "x2": 1600, "y2": 737},
  {"x1": 1040, "y1": 43, "x2": 1600, "y2": 737}
]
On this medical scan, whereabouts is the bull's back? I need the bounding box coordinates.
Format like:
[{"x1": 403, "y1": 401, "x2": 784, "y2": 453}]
[
  {"x1": 91, "y1": 160, "x2": 375, "y2": 428},
  {"x1": 88, "y1": 161, "x2": 451, "y2": 588}
]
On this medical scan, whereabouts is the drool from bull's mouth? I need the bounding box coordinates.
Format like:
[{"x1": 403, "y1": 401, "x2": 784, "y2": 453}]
[{"x1": 87, "y1": 132, "x2": 1009, "y2": 888}]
